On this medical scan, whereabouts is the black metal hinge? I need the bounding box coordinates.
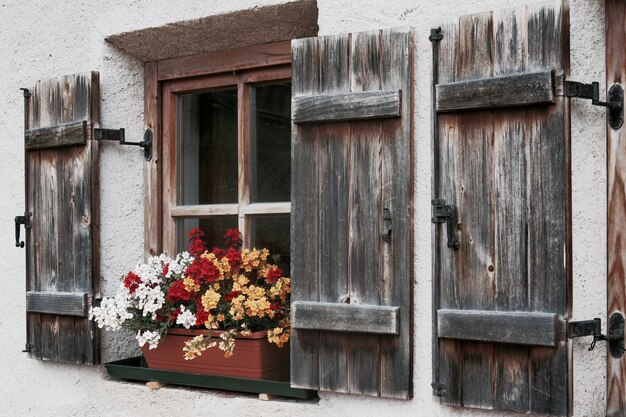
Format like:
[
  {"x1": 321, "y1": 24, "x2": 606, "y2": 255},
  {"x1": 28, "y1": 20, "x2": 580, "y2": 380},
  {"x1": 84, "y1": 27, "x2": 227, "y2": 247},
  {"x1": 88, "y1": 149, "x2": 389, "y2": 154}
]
[
  {"x1": 22, "y1": 343, "x2": 33, "y2": 353},
  {"x1": 565, "y1": 81, "x2": 624, "y2": 129},
  {"x1": 568, "y1": 313, "x2": 625, "y2": 358},
  {"x1": 431, "y1": 382, "x2": 446, "y2": 396},
  {"x1": 94, "y1": 127, "x2": 153, "y2": 161},
  {"x1": 14, "y1": 212, "x2": 32, "y2": 248},
  {"x1": 432, "y1": 199, "x2": 460, "y2": 250}
]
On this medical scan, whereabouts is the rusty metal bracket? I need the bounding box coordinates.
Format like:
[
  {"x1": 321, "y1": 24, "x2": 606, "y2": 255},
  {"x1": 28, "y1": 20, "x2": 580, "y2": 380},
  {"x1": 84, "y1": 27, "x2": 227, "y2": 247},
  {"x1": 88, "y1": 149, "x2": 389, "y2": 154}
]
[{"x1": 568, "y1": 314, "x2": 625, "y2": 358}]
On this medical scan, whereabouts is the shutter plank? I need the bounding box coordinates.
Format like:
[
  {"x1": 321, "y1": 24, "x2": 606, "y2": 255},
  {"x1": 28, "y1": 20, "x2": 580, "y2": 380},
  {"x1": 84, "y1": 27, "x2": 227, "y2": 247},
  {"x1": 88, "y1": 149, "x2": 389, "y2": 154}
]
[
  {"x1": 379, "y1": 28, "x2": 413, "y2": 399},
  {"x1": 25, "y1": 72, "x2": 99, "y2": 365},
  {"x1": 607, "y1": 1, "x2": 626, "y2": 415},
  {"x1": 290, "y1": 36, "x2": 322, "y2": 390},
  {"x1": 292, "y1": 90, "x2": 401, "y2": 123},
  {"x1": 25, "y1": 121, "x2": 88, "y2": 150},
  {"x1": 436, "y1": 71, "x2": 554, "y2": 112},
  {"x1": 26, "y1": 291, "x2": 88, "y2": 316},
  {"x1": 292, "y1": 302, "x2": 399, "y2": 334},
  {"x1": 347, "y1": 30, "x2": 385, "y2": 397},
  {"x1": 434, "y1": 3, "x2": 569, "y2": 415},
  {"x1": 316, "y1": 33, "x2": 351, "y2": 394},
  {"x1": 438, "y1": 309, "x2": 558, "y2": 346}
]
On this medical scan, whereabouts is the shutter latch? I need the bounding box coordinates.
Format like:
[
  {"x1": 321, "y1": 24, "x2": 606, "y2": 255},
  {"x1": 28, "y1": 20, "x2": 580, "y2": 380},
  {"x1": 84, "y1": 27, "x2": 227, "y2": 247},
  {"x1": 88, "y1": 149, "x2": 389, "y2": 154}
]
[
  {"x1": 565, "y1": 81, "x2": 624, "y2": 129},
  {"x1": 432, "y1": 199, "x2": 460, "y2": 250},
  {"x1": 14, "y1": 212, "x2": 32, "y2": 248},
  {"x1": 94, "y1": 127, "x2": 153, "y2": 161},
  {"x1": 568, "y1": 313, "x2": 625, "y2": 358}
]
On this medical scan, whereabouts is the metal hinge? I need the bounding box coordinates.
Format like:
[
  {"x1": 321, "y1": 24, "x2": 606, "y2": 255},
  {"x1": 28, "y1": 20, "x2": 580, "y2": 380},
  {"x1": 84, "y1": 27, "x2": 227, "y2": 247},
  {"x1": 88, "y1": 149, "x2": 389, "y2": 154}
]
[
  {"x1": 432, "y1": 199, "x2": 460, "y2": 250},
  {"x1": 94, "y1": 127, "x2": 153, "y2": 161},
  {"x1": 22, "y1": 343, "x2": 33, "y2": 353},
  {"x1": 431, "y1": 382, "x2": 446, "y2": 396},
  {"x1": 568, "y1": 313, "x2": 625, "y2": 358},
  {"x1": 565, "y1": 81, "x2": 624, "y2": 129},
  {"x1": 14, "y1": 212, "x2": 32, "y2": 248}
]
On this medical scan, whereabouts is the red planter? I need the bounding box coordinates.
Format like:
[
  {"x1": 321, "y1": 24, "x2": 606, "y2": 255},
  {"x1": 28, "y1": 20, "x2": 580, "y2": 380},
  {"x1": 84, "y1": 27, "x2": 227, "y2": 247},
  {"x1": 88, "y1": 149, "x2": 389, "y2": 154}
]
[{"x1": 141, "y1": 328, "x2": 290, "y2": 381}]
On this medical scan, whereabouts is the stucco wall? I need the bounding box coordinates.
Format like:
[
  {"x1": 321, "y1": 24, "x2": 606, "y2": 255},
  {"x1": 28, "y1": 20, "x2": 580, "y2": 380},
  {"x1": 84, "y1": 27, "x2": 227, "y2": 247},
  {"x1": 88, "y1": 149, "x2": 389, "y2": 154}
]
[{"x1": 0, "y1": 0, "x2": 607, "y2": 416}]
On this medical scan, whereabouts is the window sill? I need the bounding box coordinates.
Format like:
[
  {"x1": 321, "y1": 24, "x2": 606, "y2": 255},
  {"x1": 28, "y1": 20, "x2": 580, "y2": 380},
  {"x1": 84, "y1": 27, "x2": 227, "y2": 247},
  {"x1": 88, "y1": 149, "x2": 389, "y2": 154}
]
[{"x1": 105, "y1": 356, "x2": 318, "y2": 400}]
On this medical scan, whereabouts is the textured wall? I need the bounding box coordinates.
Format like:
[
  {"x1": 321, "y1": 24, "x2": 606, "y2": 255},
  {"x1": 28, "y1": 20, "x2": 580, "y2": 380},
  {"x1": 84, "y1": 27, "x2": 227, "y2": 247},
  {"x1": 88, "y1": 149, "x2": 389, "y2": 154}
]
[{"x1": 0, "y1": 0, "x2": 607, "y2": 416}]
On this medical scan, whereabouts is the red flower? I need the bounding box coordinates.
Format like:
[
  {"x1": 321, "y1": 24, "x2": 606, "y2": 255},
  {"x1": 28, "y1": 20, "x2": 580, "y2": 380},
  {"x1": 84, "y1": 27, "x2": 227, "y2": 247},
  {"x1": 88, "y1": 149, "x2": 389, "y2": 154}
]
[
  {"x1": 224, "y1": 247, "x2": 241, "y2": 269},
  {"x1": 166, "y1": 280, "x2": 193, "y2": 303},
  {"x1": 188, "y1": 228, "x2": 207, "y2": 256},
  {"x1": 224, "y1": 291, "x2": 241, "y2": 302},
  {"x1": 224, "y1": 229, "x2": 242, "y2": 248},
  {"x1": 186, "y1": 258, "x2": 221, "y2": 284},
  {"x1": 195, "y1": 299, "x2": 209, "y2": 326},
  {"x1": 123, "y1": 272, "x2": 142, "y2": 294},
  {"x1": 188, "y1": 228, "x2": 204, "y2": 240},
  {"x1": 162, "y1": 263, "x2": 169, "y2": 277},
  {"x1": 266, "y1": 266, "x2": 282, "y2": 284}
]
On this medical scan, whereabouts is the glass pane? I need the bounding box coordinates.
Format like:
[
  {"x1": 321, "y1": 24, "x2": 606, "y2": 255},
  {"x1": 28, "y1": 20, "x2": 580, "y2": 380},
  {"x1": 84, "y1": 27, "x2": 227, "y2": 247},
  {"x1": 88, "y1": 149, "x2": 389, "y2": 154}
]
[
  {"x1": 177, "y1": 88, "x2": 238, "y2": 205},
  {"x1": 250, "y1": 215, "x2": 290, "y2": 276},
  {"x1": 250, "y1": 82, "x2": 291, "y2": 203},
  {"x1": 176, "y1": 217, "x2": 238, "y2": 253}
]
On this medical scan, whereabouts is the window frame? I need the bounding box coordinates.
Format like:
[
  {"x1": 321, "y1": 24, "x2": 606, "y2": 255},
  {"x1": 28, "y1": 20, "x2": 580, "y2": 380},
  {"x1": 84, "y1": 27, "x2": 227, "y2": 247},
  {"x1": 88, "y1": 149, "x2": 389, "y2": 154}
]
[{"x1": 143, "y1": 41, "x2": 292, "y2": 258}]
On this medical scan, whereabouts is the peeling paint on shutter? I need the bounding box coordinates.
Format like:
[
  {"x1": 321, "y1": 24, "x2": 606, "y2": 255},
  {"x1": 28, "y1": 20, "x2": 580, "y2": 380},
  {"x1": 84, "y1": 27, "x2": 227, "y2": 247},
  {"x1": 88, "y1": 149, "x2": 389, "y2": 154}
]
[
  {"x1": 432, "y1": 2, "x2": 570, "y2": 415},
  {"x1": 24, "y1": 72, "x2": 100, "y2": 365},
  {"x1": 290, "y1": 28, "x2": 413, "y2": 399}
]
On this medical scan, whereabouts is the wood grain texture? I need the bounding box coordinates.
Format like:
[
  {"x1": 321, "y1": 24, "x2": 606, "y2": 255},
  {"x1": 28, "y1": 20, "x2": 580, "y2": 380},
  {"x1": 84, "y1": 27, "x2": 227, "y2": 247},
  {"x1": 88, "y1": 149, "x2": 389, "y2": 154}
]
[
  {"x1": 292, "y1": 90, "x2": 401, "y2": 124},
  {"x1": 158, "y1": 41, "x2": 291, "y2": 81},
  {"x1": 438, "y1": 309, "x2": 558, "y2": 346},
  {"x1": 144, "y1": 62, "x2": 162, "y2": 258},
  {"x1": 25, "y1": 121, "x2": 87, "y2": 150},
  {"x1": 433, "y1": 3, "x2": 569, "y2": 414},
  {"x1": 606, "y1": 1, "x2": 626, "y2": 415},
  {"x1": 25, "y1": 72, "x2": 100, "y2": 364},
  {"x1": 26, "y1": 291, "x2": 88, "y2": 316},
  {"x1": 292, "y1": 302, "x2": 399, "y2": 334},
  {"x1": 436, "y1": 71, "x2": 555, "y2": 112},
  {"x1": 291, "y1": 28, "x2": 413, "y2": 399}
]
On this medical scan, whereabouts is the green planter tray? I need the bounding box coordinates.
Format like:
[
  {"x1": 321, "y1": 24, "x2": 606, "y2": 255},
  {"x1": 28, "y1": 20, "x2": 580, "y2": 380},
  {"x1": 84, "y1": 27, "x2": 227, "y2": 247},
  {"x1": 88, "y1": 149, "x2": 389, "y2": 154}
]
[{"x1": 105, "y1": 357, "x2": 318, "y2": 400}]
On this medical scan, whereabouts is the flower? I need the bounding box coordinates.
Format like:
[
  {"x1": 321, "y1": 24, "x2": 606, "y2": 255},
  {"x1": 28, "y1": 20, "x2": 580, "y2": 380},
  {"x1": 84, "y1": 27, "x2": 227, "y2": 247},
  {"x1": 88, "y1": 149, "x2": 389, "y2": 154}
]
[{"x1": 91, "y1": 229, "x2": 291, "y2": 360}]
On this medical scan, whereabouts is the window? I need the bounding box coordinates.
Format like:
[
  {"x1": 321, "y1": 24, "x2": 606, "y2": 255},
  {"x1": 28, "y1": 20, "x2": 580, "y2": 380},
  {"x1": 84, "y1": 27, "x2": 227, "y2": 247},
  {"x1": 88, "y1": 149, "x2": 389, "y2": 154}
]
[{"x1": 160, "y1": 51, "x2": 291, "y2": 273}]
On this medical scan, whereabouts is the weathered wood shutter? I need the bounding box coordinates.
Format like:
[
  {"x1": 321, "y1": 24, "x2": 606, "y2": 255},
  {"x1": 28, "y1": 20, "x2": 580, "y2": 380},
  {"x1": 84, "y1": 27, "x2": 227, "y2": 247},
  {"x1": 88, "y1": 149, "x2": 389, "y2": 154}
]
[
  {"x1": 433, "y1": 2, "x2": 570, "y2": 415},
  {"x1": 23, "y1": 72, "x2": 100, "y2": 364},
  {"x1": 290, "y1": 28, "x2": 413, "y2": 398}
]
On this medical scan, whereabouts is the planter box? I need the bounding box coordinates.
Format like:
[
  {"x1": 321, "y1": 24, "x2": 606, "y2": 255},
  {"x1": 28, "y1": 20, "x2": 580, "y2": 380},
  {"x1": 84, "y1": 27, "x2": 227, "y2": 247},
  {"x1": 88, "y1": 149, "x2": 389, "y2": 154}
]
[{"x1": 141, "y1": 328, "x2": 290, "y2": 381}]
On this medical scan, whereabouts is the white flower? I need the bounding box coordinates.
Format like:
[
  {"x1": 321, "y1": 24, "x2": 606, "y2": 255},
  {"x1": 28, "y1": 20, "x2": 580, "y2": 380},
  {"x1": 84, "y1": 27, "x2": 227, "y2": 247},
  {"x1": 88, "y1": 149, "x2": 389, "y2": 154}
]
[
  {"x1": 176, "y1": 305, "x2": 197, "y2": 329},
  {"x1": 89, "y1": 289, "x2": 133, "y2": 331},
  {"x1": 136, "y1": 330, "x2": 161, "y2": 349},
  {"x1": 133, "y1": 284, "x2": 165, "y2": 319},
  {"x1": 167, "y1": 252, "x2": 194, "y2": 279}
]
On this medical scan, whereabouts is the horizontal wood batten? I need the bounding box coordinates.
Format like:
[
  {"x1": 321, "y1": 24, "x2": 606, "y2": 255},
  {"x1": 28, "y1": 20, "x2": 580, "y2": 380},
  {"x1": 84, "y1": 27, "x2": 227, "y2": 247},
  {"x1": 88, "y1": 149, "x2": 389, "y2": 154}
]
[
  {"x1": 26, "y1": 291, "x2": 89, "y2": 317},
  {"x1": 242, "y1": 202, "x2": 291, "y2": 215},
  {"x1": 158, "y1": 41, "x2": 291, "y2": 81},
  {"x1": 292, "y1": 90, "x2": 401, "y2": 124},
  {"x1": 437, "y1": 309, "x2": 559, "y2": 347},
  {"x1": 170, "y1": 204, "x2": 239, "y2": 217},
  {"x1": 435, "y1": 71, "x2": 555, "y2": 112},
  {"x1": 25, "y1": 121, "x2": 87, "y2": 150},
  {"x1": 292, "y1": 301, "x2": 399, "y2": 335}
]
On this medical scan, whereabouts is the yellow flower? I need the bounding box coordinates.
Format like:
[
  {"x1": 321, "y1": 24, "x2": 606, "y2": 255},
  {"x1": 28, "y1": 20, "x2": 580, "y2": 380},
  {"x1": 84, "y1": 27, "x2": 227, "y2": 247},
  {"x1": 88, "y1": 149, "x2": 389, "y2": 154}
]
[
  {"x1": 201, "y1": 289, "x2": 221, "y2": 311},
  {"x1": 183, "y1": 276, "x2": 200, "y2": 292}
]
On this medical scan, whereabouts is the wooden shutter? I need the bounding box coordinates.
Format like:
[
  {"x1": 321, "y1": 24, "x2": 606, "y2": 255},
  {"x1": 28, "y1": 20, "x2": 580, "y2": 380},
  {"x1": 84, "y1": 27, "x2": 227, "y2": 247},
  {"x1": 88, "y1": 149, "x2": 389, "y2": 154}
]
[
  {"x1": 290, "y1": 28, "x2": 413, "y2": 399},
  {"x1": 23, "y1": 72, "x2": 100, "y2": 364},
  {"x1": 432, "y1": 2, "x2": 570, "y2": 415}
]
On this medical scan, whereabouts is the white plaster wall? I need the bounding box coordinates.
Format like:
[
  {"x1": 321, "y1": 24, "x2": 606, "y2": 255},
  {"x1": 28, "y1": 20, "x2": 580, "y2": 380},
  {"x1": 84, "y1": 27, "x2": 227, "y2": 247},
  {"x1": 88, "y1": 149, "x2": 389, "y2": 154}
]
[{"x1": 0, "y1": 0, "x2": 607, "y2": 416}]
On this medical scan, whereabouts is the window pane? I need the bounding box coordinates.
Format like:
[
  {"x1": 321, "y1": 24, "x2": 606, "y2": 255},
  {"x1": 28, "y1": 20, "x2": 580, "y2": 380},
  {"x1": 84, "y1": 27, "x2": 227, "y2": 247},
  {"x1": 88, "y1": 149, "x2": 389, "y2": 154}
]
[
  {"x1": 176, "y1": 217, "x2": 238, "y2": 253},
  {"x1": 250, "y1": 215, "x2": 290, "y2": 276},
  {"x1": 250, "y1": 82, "x2": 291, "y2": 203},
  {"x1": 178, "y1": 88, "x2": 238, "y2": 205}
]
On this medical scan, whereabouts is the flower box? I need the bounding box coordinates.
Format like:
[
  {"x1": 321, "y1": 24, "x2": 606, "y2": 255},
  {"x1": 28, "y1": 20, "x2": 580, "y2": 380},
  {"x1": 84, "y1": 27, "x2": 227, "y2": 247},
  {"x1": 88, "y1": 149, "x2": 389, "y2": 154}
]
[{"x1": 142, "y1": 328, "x2": 290, "y2": 380}]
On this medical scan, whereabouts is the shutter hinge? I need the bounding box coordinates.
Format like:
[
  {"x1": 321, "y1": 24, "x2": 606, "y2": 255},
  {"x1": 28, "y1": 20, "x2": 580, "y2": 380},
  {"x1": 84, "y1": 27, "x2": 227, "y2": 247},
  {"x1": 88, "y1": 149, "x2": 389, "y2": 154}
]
[
  {"x1": 429, "y1": 27, "x2": 443, "y2": 42},
  {"x1": 565, "y1": 81, "x2": 624, "y2": 129},
  {"x1": 22, "y1": 343, "x2": 33, "y2": 353},
  {"x1": 431, "y1": 199, "x2": 460, "y2": 250},
  {"x1": 14, "y1": 212, "x2": 32, "y2": 248},
  {"x1": 431, "y1": 382, "x2": 446, "y2": 396},
  {"x1": 568, "y1": 313, "x2": 625, "y2": 358},
  {"x1": 94, "y1": 127, "x2": 153, "y2": 161}
]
